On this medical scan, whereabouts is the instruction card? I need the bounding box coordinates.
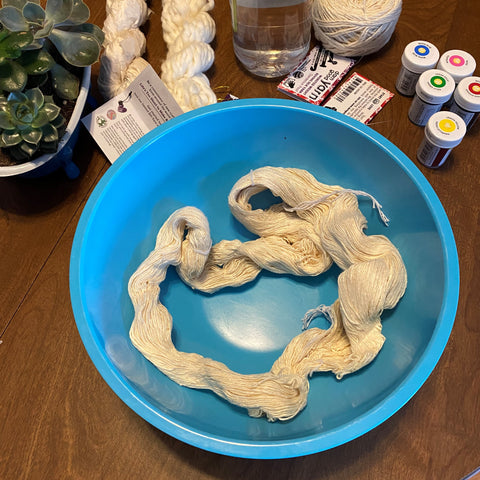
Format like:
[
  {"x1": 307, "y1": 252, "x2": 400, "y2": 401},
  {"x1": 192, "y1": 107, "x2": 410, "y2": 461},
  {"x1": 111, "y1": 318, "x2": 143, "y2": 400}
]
[
  {"x1": 322, "y1": 72, "x2": 394, "y2": 124},
  {"x1": 82, "y1": 65, "x2": 183, "y2": 163}
]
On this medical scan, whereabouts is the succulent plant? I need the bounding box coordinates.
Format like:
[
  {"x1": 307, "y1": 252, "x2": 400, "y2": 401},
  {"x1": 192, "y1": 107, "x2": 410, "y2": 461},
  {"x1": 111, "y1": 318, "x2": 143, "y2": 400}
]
[
  {"x1": 0, "y1": 86, "x2": 66, "y2": 161},
  {"x1": 0, "y1": 0, "x2": 102, "y2": 163},
  {"x1": 0, "y1": 0, "x2": 104, "y2": 95}
]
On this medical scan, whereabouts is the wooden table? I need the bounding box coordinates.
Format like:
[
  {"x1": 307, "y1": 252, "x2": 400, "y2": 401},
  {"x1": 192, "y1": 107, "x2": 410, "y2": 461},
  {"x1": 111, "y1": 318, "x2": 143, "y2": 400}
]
[{"x1": 1, "y1": 0, "x2": 479, "y2": 478}]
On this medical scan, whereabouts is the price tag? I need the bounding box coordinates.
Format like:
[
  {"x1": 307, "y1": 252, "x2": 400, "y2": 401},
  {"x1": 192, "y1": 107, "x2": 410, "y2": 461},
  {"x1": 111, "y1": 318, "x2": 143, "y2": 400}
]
[{"x1": 322, "y1": 72, "x2": 394, "y2": 124}]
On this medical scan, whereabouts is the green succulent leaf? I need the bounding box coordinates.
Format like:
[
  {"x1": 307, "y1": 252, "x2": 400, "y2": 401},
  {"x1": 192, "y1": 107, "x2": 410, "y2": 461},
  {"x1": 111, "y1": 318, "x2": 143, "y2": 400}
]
[
  {"x1": 22, "y1": 1, "x2": 45, "y2": 26},
  {"x1": 49, "y1": 62, "x2": 79, "y2": 99},
  {"x1": 0, "y1": 29, "x2": 10, "y2": 43},
  {"x1": 41, "y1": 102, "x2": 60, "y2": 121},
  {"x1": 7, "y1": 89, "x2": 28, "y2": 103},
  {"x1": 40, "y1": 122, "x2": 58, "y2": 142},
  {"x1": 71, "y1": 23, "x2": 104, "y2": 46},
  {"x1": 2, "y1": 0, "x2": 32, "y2": 9},
  {"x1": 48, "y1": 28, "x2": 100, "y2": 67},
  {"x1": 33, "y1": 19, "x2": 53, "y2": 39},
  {"x1": 25, "y1": 86, "x2": 43, "y2": 107},
  {"x1": 1, "y1": 129, "x2": 22, "y2": 146},
  {"x1": 51, "y1": 112, "x2": 65, "y2": 129},
  {"x1": 58, "y1": 0, "x2": 89, "y2": 25},
  {"x1": 17, "y1": 48, "x2": 54, "y2": 74},
  {"x1": 0, "y1": 59, "x2": 27, "y2": 91},
  {"x1": 0, "y1": 5, "x2": 30, "y2": 31},
  {"x1": 0, "y1": 30, "x2": 34, "y2": 59},
  {"x1": 19, "y1": 140, "x2": 38, "y2": 156},
  {"x1": 45, "y1": 0, "x2": 73, "y2": 25},
  {"x1": 20, "y1": 125, "x2": 42, "y2": 144},
  {"x1": 30, "y1": 108, "x2": 49, "y2": 128},
  {"x1": 0, "y1": 110, "x2": 14, "y2": 129}
]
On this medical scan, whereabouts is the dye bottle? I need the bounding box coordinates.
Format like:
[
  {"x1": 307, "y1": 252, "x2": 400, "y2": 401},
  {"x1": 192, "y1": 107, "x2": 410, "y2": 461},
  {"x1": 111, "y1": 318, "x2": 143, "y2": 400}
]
[
  {"x1": 437, "y1": 49, "x2": 477, "y2": 108},
  {"x1": 396, "y1": 41, "x2": 440, "y2": 96},
  {"x1": 437, "y1": 49, "x2": 476, "y2": 84},
  {"x1": 417, "y1": 111, "x2": 466, "y2": 168},
  {"x1": 408, "y1": 69, "x2": 455, "y2": 126},
  {"x1": 448, "y1": 76, "x2": 480, "y2": 130}
]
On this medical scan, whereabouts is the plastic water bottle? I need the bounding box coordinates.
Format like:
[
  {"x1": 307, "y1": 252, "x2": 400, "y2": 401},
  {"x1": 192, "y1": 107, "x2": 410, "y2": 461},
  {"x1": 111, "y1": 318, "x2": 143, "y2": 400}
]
[{"x1": 230, "y1": 0, "x2": 312, "y2": 78}]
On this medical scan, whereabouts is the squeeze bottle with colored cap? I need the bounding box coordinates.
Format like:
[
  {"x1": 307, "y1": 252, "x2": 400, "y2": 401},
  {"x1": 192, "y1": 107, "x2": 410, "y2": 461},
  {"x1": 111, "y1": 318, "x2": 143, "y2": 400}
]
[
  {"x1": 448, "y1": 76, "x2": 480, "y2": 130},
  {"x1": 396, "y1": 41, "x2": 440, "y2": 96},
  {"x1": 408, "y1": 69, "x2": 455, "y2": 126},
  {"x1": 417, "y1": 111, "x2": 466, "y2": 168}
]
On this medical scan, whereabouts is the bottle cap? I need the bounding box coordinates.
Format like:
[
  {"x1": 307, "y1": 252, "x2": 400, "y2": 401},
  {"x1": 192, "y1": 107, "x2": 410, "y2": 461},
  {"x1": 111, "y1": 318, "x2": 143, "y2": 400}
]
[
  {"x1": 425, "y1": 112, "x2": 466, "y2": 149},
  {"x1": 453, "y1": 76, "x2": 480, "y2": 112},
  {"x1": 437, "y1": 50, "x2": 476, "y2": 83},
  {"x1": 402, "y1": 41, "x2": 439, "y2": 73},
  {"x1": 416, "y1": 69, "x2": 455, "y2": 104}
]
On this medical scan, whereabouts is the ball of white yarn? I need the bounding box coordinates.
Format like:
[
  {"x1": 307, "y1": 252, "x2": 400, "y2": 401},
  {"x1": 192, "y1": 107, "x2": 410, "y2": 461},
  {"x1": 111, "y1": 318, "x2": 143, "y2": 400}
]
[{"x1": 312, "y1": 0, "x2": 402, "y2": 57}]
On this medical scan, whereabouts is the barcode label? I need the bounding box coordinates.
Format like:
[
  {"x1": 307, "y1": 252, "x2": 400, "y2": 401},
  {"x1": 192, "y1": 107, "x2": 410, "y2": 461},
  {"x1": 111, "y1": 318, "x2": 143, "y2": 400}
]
[
  {"x1": 336, "y1": 76, "x2": 364, "y2": 102},
  {"x1": 323, "y1": 72, "x2": 394, "y2": 124}
]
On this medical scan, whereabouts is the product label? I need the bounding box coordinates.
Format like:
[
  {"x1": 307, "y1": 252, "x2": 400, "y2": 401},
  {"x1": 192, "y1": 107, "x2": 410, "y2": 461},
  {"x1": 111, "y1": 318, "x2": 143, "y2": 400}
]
[
  {"x1": 82, "y1": 65, "x2": 183, "y2": 163},
  {"x1": 408, "y1": 96, "x2": 442, "y2": 126},
  {"x1": 417, "y1": 137, "x2": 450, "y2": 168},
  {"x1": 396, "y1": 66, "x2": 420, "y2": 96},
  {"x1": 277, "y1": 46, "x2": 356, "y2": 105},
  {"x1": 450, "y1": 105, "x2": 478, "y2": 128},
  {"x1": 322, "y1": 72, "x2": 394, "y2": 124}
]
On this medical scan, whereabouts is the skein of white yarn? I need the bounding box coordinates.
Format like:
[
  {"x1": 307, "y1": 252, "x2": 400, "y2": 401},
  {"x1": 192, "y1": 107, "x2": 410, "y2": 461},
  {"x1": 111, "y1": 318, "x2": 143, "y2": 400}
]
[
  {"x1": 161, "y1": 0, "x2": 217, "y2": 111},
  {"x1": 99, "y1": 0, "x2": 217, "y2": 112},
  {"x1": 98, "y1": 0, "x2": 151, "y2": 99},
  {"x1": 312, "y1": 0, "x2": 402, "y2": 57}
]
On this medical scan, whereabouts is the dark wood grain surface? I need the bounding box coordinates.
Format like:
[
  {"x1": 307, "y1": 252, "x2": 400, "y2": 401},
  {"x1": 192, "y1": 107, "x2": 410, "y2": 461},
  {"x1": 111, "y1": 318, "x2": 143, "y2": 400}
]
[{"x1": 1, "y1": 0, "x2": 479, "y2": 478}]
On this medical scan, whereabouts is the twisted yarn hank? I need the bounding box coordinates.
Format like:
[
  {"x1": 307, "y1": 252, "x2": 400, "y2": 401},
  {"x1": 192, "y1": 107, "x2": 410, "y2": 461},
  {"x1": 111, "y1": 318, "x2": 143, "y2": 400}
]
[
  {"x1": 99, "y1": 0, "x2": 217, "y2": 111},
  {"x1": 98, "y1": 0, "x2": 151, "y2": 99},
  {"x1": 312, "y1": 0, "x2": 402, "y2": 57},
  {"x1": 128, "y1": 167, "x2": 407, "y2": 421},
  {"x1": 161, "y1": 0, "x2": 217, "y2": 111}
]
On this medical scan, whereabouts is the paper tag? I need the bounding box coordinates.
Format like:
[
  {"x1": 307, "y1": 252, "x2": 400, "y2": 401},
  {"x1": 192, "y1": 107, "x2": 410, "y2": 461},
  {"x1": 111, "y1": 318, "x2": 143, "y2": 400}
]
[
  {"x1": 82, "y1": 65, "x2": 183, "y2": 163},
  {"x1": 278, "y1": 46, "x2": 356, "y2": 105},
  {"x1": 322, "y1": 72, "x2": 394, "y2": 124}
]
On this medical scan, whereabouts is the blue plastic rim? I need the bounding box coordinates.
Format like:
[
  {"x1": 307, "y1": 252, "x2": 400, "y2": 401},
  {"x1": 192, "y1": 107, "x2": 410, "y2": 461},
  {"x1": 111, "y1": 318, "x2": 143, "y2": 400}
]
[{"x1": 70, "y1": 99, "x2": 459, "y2": 459}]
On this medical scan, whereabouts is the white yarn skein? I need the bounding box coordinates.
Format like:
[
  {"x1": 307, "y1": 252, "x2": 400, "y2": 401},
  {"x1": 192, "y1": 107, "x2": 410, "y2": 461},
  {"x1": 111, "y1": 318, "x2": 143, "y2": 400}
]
[
  {"x1": 98, "y1": 0, "x2": 151, "y2": 99},
  {"x1": 161, "y1": 0, "x2": 217, "y2": 111},
  {"x1": 128, "y1": 167, "x2": 408, "y2": 421},
  {"x1": 312, "y1": 0, "x2": 402, "y2": 57}
]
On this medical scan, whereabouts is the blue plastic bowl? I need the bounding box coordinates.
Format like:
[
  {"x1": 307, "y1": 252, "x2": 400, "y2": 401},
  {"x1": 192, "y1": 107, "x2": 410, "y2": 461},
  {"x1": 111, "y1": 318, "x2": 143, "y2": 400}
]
[{"x1": 70, "y1": 99, "x2": 459, "y2": 459}]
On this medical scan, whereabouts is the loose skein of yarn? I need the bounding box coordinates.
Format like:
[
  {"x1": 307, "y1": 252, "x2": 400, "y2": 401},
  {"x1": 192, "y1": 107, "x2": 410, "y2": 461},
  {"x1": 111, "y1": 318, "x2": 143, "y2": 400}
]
[
  {"x1": 311, "y1": 0, "x2": 402, "y2": 57},
  {"x1": 128, "y1": 166, "x2": 407, "y2": 422}
]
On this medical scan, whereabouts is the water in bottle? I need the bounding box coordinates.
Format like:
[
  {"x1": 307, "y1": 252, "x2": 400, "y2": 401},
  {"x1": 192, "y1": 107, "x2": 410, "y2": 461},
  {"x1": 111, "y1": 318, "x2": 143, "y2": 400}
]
[{"x1": 230, "y1": 0, "x2": 312, "y2": 78}]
